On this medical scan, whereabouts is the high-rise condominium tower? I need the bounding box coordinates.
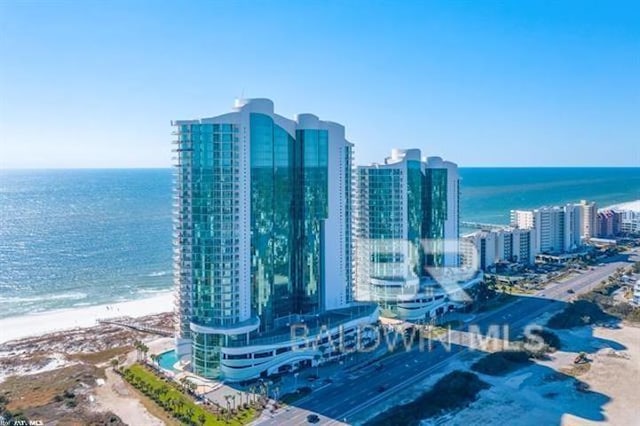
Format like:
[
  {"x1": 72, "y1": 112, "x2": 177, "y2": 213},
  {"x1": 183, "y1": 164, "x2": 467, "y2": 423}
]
[
  {"x1": 577, "y1": 200, "x2": 597, "y2": 240},
  {"x1": 460, "y1": 227, "x2": 535, "y2": 271},
  {"x1": 510, "y1": 205, "x2": 582, "y2": 254},
  {"x1": 354, "y1": 149, "x2": 466, "y2": 320},
  {"x1": 172, "y1": 99, "x2": 377, "y2": 381}
]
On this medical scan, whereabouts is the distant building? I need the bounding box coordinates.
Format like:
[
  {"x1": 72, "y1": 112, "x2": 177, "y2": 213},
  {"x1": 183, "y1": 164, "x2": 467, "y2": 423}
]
[
  {"x1": 576, "y1": 200, "x2": 597, "y2": 240},
  {"x1": 597, "y1": 207, "x2": 639, "y2": 237},
  {"x1": 618, "y1": 210, "x2": 640, "y2": 234},
  {"x1": 354, "y1": 149, "x2": 467, "y2": 320},
  {"x1": 510, "y1": 205, "x2": 581, "y2": 254},
  {"x1": 510, "y1": 210, "x2": 535, "y2": 230},
  {"x1": 461, "y1": 227, "x2": 535, "y2": 271},
  {"x1": 461, "y1": 230, "x2": 496, "y2": 271},
  {"x1": 633, "y1": 280, "x2": 640, "y2": 305},
  {"x1": 597, "y1": 209, "x2": 622, "y2": 237}
]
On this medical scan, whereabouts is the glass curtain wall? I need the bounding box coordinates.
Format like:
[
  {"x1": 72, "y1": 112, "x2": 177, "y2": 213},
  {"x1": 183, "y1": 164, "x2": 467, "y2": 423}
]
[
  {"x1": 364, "y1": 168, "x2": 404, "y2": 308},
  {"x1": 294, "y1": 129, "x2": 328, "y2": 314},
  {"x1": 406, "y1": 160, "x2": 423, "y2": 277},
  {"x1": 250, "y1": 113, "x2": 296, "y2": 332},
  {"x1": 423, "y1": 168, "x2": 448, "y2": 268},
  {"x1": 179, "y1": 123, "x2": 241, "y2": 377}
]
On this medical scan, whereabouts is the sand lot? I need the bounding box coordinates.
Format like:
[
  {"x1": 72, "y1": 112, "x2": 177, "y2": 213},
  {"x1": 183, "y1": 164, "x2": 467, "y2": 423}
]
[{"x1": 434, "y1": 323, "x2": 640, "y2": 426}]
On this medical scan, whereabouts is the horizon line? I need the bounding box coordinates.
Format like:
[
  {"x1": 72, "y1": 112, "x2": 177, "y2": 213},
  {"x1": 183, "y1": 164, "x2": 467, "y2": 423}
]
[{"x1": 1, "y1": 165, "x2": 639, "y2": 171}]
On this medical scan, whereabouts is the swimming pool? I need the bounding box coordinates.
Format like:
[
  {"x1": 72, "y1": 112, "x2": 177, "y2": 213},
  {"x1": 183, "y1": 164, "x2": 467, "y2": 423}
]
[{"x1": 157, "y1": 349, "x2": 179, "y2": 372}]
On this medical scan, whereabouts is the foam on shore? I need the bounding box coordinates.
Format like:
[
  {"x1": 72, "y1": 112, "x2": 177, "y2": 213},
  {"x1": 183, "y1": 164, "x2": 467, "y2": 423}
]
[
  {"x1": 0, "y1": 291, "x2": 173, "y2": 344},
  {"x1": 602, "y1": 199, "x2": 640, "y2": 212}
]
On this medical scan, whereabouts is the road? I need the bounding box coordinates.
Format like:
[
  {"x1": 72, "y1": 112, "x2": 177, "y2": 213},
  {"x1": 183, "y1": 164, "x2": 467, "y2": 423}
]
[{"x1": 258, "y1": 250, "x2": 638, "y2": 426}]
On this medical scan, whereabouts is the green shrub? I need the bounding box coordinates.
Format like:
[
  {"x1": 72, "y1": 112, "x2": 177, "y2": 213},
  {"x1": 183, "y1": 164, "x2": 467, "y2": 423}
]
[
  {"x1": 547, "y1": 300, "x2": 612, "y2": 329},
  {"x1": 528, "y1": 329, "x2": 561, "y2": 351},
  {"x1": 367, "y1": 371, "x2": 489, "y2": 425},
  {"x1": 471, "y1": 351, "x2": 531, "y2": 376}
]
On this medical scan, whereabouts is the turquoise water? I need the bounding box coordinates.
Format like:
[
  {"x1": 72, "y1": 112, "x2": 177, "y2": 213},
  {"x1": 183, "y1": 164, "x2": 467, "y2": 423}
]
[
  {"x1": 459, "y1": 167, "x2": 640, "y2": 225},
  {"x1": 157, "y1": 349, "x2": 179, "y2": 372},
  {"x1": 0, "y1": 167, "x2": 638, "y2": 319},
  {"x1": 0, "y1": 169, "x2": 173, "y2": 319}
]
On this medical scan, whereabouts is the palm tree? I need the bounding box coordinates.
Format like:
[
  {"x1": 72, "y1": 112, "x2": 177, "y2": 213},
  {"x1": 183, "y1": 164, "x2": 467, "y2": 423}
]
[
  {"x1": 198, "y1": 413, "x2": 206, "y2": 426},
  {"x1": 166, "y1": 397, "x2": 175, "y2": 412},
  {"x1": 175, "y1": 398, "x2": 184, "y2": 414},
  {"x1": 158, "y1": 385, "x2": 169, "y2": 400},
  {"x1": 150, "y1": 353, "x2": 157, "y2": 366},
  {"x1": 314, "y1": 353, "x2": 322, "y2": 376},
  {"x1": 141, "y1": 344, "x2": 149, "y2": 363},
  {"x1": 224, "y1": 395, "x2": 232, "y2": 420},
  {"x1": 110, "y1": 358, "x2": 119, "y2": 371},
  {"x1": 134, "y1": 340, "x2": 146, "y2": 362},
  {"x1": 180, "y1": 377, "x2": 191, "y2": 392},
  {"x1": 185, "y1": 407, "x2": 195, "y2": 422},
  {"x1": 133, "y1": 341, "x2": 140, "y2": 361},
  {"x1": 236, "y1": 391, "x2": 243, "y2": 409}
]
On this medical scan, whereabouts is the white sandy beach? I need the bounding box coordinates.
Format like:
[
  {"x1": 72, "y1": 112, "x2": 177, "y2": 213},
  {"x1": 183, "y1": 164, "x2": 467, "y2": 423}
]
[
  {"x1": 0, "y1": 291, "x2": 173, "y2": 344},
  {"x1": 602, "y1": 199, "x2": 640, "y2": 212}
]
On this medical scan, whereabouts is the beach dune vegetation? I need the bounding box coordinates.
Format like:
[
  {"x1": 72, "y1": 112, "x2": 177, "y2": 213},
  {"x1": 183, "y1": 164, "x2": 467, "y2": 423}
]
[{"x1": 121, "y1": 363, "x2": 255, "y2": 425}]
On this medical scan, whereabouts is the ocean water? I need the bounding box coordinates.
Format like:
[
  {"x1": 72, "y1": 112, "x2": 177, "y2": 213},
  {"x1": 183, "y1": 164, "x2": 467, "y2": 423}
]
[
  {"x1": 0, "y1": 168, "x2": 639, "y2": 319},
  {"x1": 0, "y1": 169, "x2": 173, "y2": 319},
  {"x1": 459, "y1": 167, "x2": 640, "y2": 225}
]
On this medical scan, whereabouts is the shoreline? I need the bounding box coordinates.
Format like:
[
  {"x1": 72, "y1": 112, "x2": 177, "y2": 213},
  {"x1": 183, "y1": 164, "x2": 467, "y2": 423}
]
[
  {"x1": 1, "y1": 198, "x2": 636, "y2": 346},
  {"x1": 0, "y1": 291, "x2": 173, "y2": 344},
  {"x1": 601, "y1": 198, "x2": 640, "y2": 212}
]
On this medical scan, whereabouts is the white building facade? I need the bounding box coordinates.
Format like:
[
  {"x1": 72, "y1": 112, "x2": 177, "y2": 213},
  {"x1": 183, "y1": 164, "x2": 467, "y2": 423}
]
[
  {"x1": 461, "y1": 227, "x2": 535, "y2": 271},
  {"x1": 510, "y1": 205, "x2": 581, "y2": 254},
  {"x1": 577, "y1": 200, "x2": 597, "y2": 240},
  {"x1": 618, "y1": 210, "x2": 640, "y2": 234}
]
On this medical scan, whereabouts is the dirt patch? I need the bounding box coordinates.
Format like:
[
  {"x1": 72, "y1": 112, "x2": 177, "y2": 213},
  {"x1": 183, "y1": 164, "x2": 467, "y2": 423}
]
[
  {"x1": 3, "y1": 364, "x2": 98, "y2": 410},
  {"x1": 0, "y1": 313, "x2": 172, "y2": 425},
  {"x1": 70, "y1": 345, "x2": 133, "y2": 365},
  {"x1": 560, "y1": 363, "x2": 591, "y2": 377},
  {"x1": 1, "y1": 363, "x2": 125, "y2": 424},
  {"x1": 93, "y1": 368, "x2": 170, "y2": 426}
]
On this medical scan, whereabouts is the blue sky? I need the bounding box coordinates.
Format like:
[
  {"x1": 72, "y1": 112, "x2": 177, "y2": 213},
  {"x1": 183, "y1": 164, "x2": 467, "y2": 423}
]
[{"x1": 0, "y1": 0, "x2": 638, "y2": 168}]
